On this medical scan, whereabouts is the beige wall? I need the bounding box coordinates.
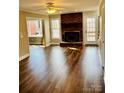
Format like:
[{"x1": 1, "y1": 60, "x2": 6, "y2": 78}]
[
  {"x1": 19, "y1": 11, "x2": 29, "y2": 58},
  {"x1": 19, "y1": 11, "x2": 50, "y2": 59}
]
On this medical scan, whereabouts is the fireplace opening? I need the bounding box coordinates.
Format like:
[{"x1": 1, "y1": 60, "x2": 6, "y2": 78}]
[{"x1": 64, "y1": 31, "x2": 80, "y2": 42}]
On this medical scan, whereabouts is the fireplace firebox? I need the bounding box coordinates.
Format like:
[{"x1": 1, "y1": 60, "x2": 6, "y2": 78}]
[{"x1": 64, "y1": 31, "x2": 80, "y2": 42}]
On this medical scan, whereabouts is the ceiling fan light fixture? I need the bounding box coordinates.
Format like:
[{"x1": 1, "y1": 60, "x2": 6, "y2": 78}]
[{"x1": 47, "y1": 8, "x2": 56, "y2": 14}]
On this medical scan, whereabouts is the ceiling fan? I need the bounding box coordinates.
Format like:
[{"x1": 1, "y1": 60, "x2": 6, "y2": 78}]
[
  {"x1": 46, "y1": 2, "x2": 62, "y2": 14},
  {"x1": 34, "y1": 2, "x2": 64, "y2": 14}
]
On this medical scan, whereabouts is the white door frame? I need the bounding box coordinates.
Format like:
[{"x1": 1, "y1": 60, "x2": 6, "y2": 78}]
[{"x1": 84, "y1": 16, "x2": 98, "y2": 45}]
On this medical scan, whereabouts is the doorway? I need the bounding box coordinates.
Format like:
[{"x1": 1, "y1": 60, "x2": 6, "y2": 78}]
[{"x1": 85, "y1": 17, "x2": 98, "y2": 45}]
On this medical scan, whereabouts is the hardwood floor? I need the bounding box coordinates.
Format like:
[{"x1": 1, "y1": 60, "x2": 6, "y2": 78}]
[{"x1": 19, "y1": 45, "x2": 104, "y2": 93}]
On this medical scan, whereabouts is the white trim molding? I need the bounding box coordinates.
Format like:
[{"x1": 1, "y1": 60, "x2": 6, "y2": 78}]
[
  {"x1": 19, "y1": 53, "x2": 30, "y2": 61},
  {"x1": 98, "y1": 47, "x2": 105, "y2": 68},
  {"x1": 45, "y1": 43, "x2": 51, "y2": 47},
  {"x1": 98, "y1": 48, "x2": 103, "y2": 67},
  {"x1": 50, "y1": 43, "x2": 60, "y2": 45}
]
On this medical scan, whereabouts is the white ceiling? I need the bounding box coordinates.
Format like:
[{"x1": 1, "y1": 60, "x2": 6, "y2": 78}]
[{"x1": 19, "y1": 0, "x2": 100, "y2": 15}]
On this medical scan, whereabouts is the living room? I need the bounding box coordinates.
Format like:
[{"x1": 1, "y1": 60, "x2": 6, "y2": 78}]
[{"x1": 19, "y1": 0, "x2": 105, "y2": 93}]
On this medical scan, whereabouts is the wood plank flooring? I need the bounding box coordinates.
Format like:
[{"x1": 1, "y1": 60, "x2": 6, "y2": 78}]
[{"x1": 19, "y1": 45, "x2": 104, "y2": 93}]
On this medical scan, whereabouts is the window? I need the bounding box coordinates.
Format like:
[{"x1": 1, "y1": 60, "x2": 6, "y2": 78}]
[
  {"x1": 87, "y1": 18, "x2": 96, "y2": 41},
  {"x1": 51, "y1": 19, "x2": 60, "y2": 39},
  {"x1": 27, "y1": 19, "x2": 43, "y2": 37}
]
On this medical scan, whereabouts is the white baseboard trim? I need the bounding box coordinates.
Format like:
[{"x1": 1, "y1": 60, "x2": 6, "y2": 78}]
[
  {"x1": 45, "y1": 43, "x2": 51, "y2": 47},
  {"x1": 19, "y1": 53, "x2": 30, "y2": 61},
  {"x1": 51, "y1": 43, "x2": 60, "y2": 45}
]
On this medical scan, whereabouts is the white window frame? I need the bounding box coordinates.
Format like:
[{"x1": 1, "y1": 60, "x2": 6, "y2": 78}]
[
  {"x1": 50, "y1": 18, "x2": 61, "y2": 39},
  {"x1": 86, "y1": 17, "x2": 96, "y2": 42},
  {"x1": 26, "y1": 17, "x2": 43, "y2": 37}
]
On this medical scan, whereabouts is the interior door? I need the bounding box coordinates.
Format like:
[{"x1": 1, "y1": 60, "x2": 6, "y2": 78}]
[{"x1": 85, "y1": 17, "x2": 98, "y2": 45}]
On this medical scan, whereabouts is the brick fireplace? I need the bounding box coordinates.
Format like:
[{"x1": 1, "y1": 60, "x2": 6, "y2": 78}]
[{"x1": 60, "y1": 12, "x2": 83, "y2": 46}]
